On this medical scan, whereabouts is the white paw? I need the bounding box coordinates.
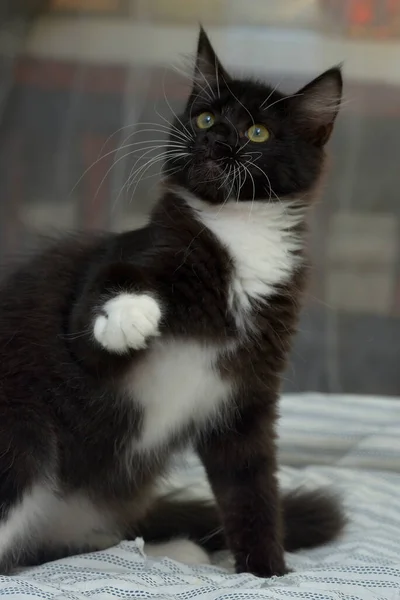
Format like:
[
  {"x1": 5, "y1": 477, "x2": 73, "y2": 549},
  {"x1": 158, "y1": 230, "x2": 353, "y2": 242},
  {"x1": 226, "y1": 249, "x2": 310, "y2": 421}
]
[
  {"x1": 144, "y1": 539, "x2": 211, "y2": 566},
  {"x1": 94, "y1": 293, "x2": 161, "y2": 353}
]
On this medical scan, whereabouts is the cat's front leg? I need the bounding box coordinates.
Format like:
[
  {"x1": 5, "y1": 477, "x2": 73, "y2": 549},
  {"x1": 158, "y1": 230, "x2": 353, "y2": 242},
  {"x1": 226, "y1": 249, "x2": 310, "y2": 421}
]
[{"x1": 197, "y1": 399, "x2": 287, "y2": 578}]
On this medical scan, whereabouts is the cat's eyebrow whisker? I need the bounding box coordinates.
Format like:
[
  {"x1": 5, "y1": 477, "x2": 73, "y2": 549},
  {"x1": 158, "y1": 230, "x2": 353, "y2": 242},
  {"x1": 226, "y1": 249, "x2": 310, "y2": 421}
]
[
  {"x1": 260, "y1": 77, "x2": 286, "y2": 109},
  {"x1": 194, "y1": 63, "x2": 216, "y2": 101},
  {"x1": 214, "y1": 54, "x2": 221, "y2": 99},
  {"x1": 171, "y1": 60, "x2": 214, "y2": 103},
  {"x1": 262, "y1": 92, "x2": 304, "y2": 112},
  {"x1": 188, "y1": 85, "x2": 214, "y2": 106}
]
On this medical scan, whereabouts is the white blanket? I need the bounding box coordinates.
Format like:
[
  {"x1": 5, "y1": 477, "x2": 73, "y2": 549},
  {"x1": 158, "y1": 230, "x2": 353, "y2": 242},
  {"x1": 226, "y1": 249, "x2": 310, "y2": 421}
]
[{"x1": 1, "y1": 393, "x2": 400, "y2": 599}]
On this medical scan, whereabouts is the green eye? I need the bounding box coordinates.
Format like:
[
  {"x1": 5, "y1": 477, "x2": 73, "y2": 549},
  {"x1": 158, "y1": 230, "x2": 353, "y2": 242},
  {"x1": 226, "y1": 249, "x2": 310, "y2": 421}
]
[
  {"x1": 196, "y1": 112, "x2": 215, "y2": 129},
  {"x1": 246, "y1": 124, "x2": 270, "y2": 143}
]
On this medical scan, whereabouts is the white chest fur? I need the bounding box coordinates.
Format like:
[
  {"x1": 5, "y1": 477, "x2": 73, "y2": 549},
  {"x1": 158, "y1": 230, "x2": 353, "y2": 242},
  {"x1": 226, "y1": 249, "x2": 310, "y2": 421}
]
[
  {"x1": 129, "y1": 340, "x2": 232, "y2": 452},
  {"x1": 184, "y1": 193, "x2": 304, "y2": 329}
]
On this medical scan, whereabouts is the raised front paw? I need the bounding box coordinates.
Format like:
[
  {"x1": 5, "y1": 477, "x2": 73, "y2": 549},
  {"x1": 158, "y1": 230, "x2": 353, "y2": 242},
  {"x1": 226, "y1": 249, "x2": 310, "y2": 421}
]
[{"x1": 93, "y1": 293, "x2": 161, "y2": 353}]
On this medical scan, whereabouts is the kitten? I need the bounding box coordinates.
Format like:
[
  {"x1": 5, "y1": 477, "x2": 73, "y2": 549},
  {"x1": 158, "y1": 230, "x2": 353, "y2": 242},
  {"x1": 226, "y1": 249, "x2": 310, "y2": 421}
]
[{"x1": 0, "y1": 28, "x2": 344, "y2": 577}]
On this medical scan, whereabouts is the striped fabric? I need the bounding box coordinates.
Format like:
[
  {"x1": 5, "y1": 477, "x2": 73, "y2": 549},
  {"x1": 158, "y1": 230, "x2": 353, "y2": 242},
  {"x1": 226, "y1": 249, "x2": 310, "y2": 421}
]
[
  {"x1": 1, "y1": 393, "x2": 400, "y2": 599},
  {"x1": 279, "y1": 393, "x2": 400, "y2": 471}
]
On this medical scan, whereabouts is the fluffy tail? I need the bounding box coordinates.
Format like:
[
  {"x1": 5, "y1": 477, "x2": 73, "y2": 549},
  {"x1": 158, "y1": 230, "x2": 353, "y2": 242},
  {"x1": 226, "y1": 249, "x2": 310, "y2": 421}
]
[{"x1": 136, "y1": 488, "x2": 346, "y2": 552}]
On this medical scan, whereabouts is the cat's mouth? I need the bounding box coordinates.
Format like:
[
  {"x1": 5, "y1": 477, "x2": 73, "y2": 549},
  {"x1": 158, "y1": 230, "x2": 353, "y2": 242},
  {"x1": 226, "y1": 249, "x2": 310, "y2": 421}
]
[{"x1": 195, "y1": 157, "x2": 226, "y2": 178}]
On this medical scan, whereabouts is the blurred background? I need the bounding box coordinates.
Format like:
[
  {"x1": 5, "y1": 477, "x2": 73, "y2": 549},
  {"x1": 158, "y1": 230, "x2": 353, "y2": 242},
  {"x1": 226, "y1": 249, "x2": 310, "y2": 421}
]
[{"x1": 0, "y1": 0, "x2": 399, "y2": 395}]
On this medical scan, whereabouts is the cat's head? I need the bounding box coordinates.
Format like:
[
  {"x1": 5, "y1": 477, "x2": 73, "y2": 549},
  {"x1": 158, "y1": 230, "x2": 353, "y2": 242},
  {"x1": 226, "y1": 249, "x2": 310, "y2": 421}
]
[{"x1": 165, "y1": 27, "x2": 342, "y2": 205}]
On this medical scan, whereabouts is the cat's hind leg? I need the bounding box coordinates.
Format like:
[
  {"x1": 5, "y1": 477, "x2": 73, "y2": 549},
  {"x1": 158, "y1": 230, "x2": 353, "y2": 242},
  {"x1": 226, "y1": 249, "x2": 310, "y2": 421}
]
[
  {"x1": 0, "y1": 414, "x2": 57, "y2": 573},
  {"x1": 0, "y1": 481, "x2": 123, "y2": 571},
  {"x1": 0, "y1": 482, "x2": 54, "y2": 572}
]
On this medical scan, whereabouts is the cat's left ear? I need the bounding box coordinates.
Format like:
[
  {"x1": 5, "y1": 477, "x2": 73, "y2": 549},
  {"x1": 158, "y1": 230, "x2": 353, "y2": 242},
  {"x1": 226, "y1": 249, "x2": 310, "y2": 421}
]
[
  {"x1": 194, "y1": 26, "x2": 230, "y2": 91},
  {"x1": 292, "y1": 66, "x2": 343, "y2": 146}
]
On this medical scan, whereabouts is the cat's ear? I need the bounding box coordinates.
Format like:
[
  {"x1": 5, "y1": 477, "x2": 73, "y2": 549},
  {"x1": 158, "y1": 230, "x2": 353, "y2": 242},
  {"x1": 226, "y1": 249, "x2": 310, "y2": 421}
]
[
  {"x1": 194, "y1": 26, "x2": 230, "y2": 92},
  {"x1": 292, "y1": 66, "x2": 342, "y2": 146}
]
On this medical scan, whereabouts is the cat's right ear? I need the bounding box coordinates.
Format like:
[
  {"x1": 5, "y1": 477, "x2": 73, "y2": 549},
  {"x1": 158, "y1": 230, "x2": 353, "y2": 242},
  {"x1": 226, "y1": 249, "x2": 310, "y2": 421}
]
[
  {"x1": 193, "y1": 26, "x2": 230, "y2": 92},
  {"x1": 292, "y1": 66, "x2": 343, "y2": 146}
]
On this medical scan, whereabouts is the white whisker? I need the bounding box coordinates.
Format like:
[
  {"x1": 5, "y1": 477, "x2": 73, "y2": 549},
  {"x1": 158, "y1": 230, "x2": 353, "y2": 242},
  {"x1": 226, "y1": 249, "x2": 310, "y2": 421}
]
[
  {"x1": 222, "y1": 75, "x2": 255, "y2": 151},
  {"x1": 154, "y1": 106, "x2": 193, "y2": 143},
  {"x1": 262, "y1": 92, "x2": 303, "y2": 112},
  {"x1": 128, "y1": 150, "x2": 188, "y2": 190},
  {"x1": 260, "y1": 77, "x2": 286, "y2": 109},
  {"x1": 162, "y1": 71, "x2": 192, "y2": 139},
  {"x1": 225, "y1": 116, "x2": 239, "y2": 146},
  {"x1": 129, "y1": 151, "x2": 188, "y2": 200},
  {"x1": 244, "y1": 158, "x2": 282, "y2": 207},
  {"x1": 194, "y1": 63, "x2": 215, "y2": 101},
  {"x1": 214, "y1": 54, "x2": 221, "y2": 99},
  {"x1": 242, "y1": 163, "x2": 256, "y2": 218}
]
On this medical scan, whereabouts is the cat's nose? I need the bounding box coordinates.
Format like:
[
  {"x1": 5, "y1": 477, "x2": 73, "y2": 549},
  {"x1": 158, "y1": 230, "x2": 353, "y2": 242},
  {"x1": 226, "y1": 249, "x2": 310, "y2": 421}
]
[{"x1": 204, "y1": 135, "x2": 232, "y2": 160}]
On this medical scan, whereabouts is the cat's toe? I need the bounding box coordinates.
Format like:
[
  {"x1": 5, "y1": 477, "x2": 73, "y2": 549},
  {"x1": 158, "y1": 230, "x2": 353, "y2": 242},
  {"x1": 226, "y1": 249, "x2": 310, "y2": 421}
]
[{"x1": 94, "y1": 293, "x2": 161, "y2": 353}]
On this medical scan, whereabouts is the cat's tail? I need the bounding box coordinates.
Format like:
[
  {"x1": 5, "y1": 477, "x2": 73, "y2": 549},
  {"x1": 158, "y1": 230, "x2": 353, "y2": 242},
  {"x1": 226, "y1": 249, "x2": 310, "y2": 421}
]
[{"x1": 136, "y1": 488, "x2": 346, "y2": 552}]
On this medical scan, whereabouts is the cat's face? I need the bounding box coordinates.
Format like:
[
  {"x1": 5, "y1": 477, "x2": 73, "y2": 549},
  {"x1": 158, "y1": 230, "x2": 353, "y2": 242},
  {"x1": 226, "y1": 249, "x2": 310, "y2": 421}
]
[{"x1": 165, "y1": 28, "x2": 342, "y2": 205}]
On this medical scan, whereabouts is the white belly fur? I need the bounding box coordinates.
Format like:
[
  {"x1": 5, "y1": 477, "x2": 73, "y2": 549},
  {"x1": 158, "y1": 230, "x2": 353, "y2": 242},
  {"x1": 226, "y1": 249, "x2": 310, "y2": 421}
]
[{"x1": 128, "y1": 339, "x2": 233, "y2": 452}]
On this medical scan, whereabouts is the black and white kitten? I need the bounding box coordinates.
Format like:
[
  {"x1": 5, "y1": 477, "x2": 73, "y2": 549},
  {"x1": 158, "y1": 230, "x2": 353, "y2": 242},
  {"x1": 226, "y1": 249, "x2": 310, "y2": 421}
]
[{"x1": 0, "y1": 28, "x2": 344, "y2": 576}]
